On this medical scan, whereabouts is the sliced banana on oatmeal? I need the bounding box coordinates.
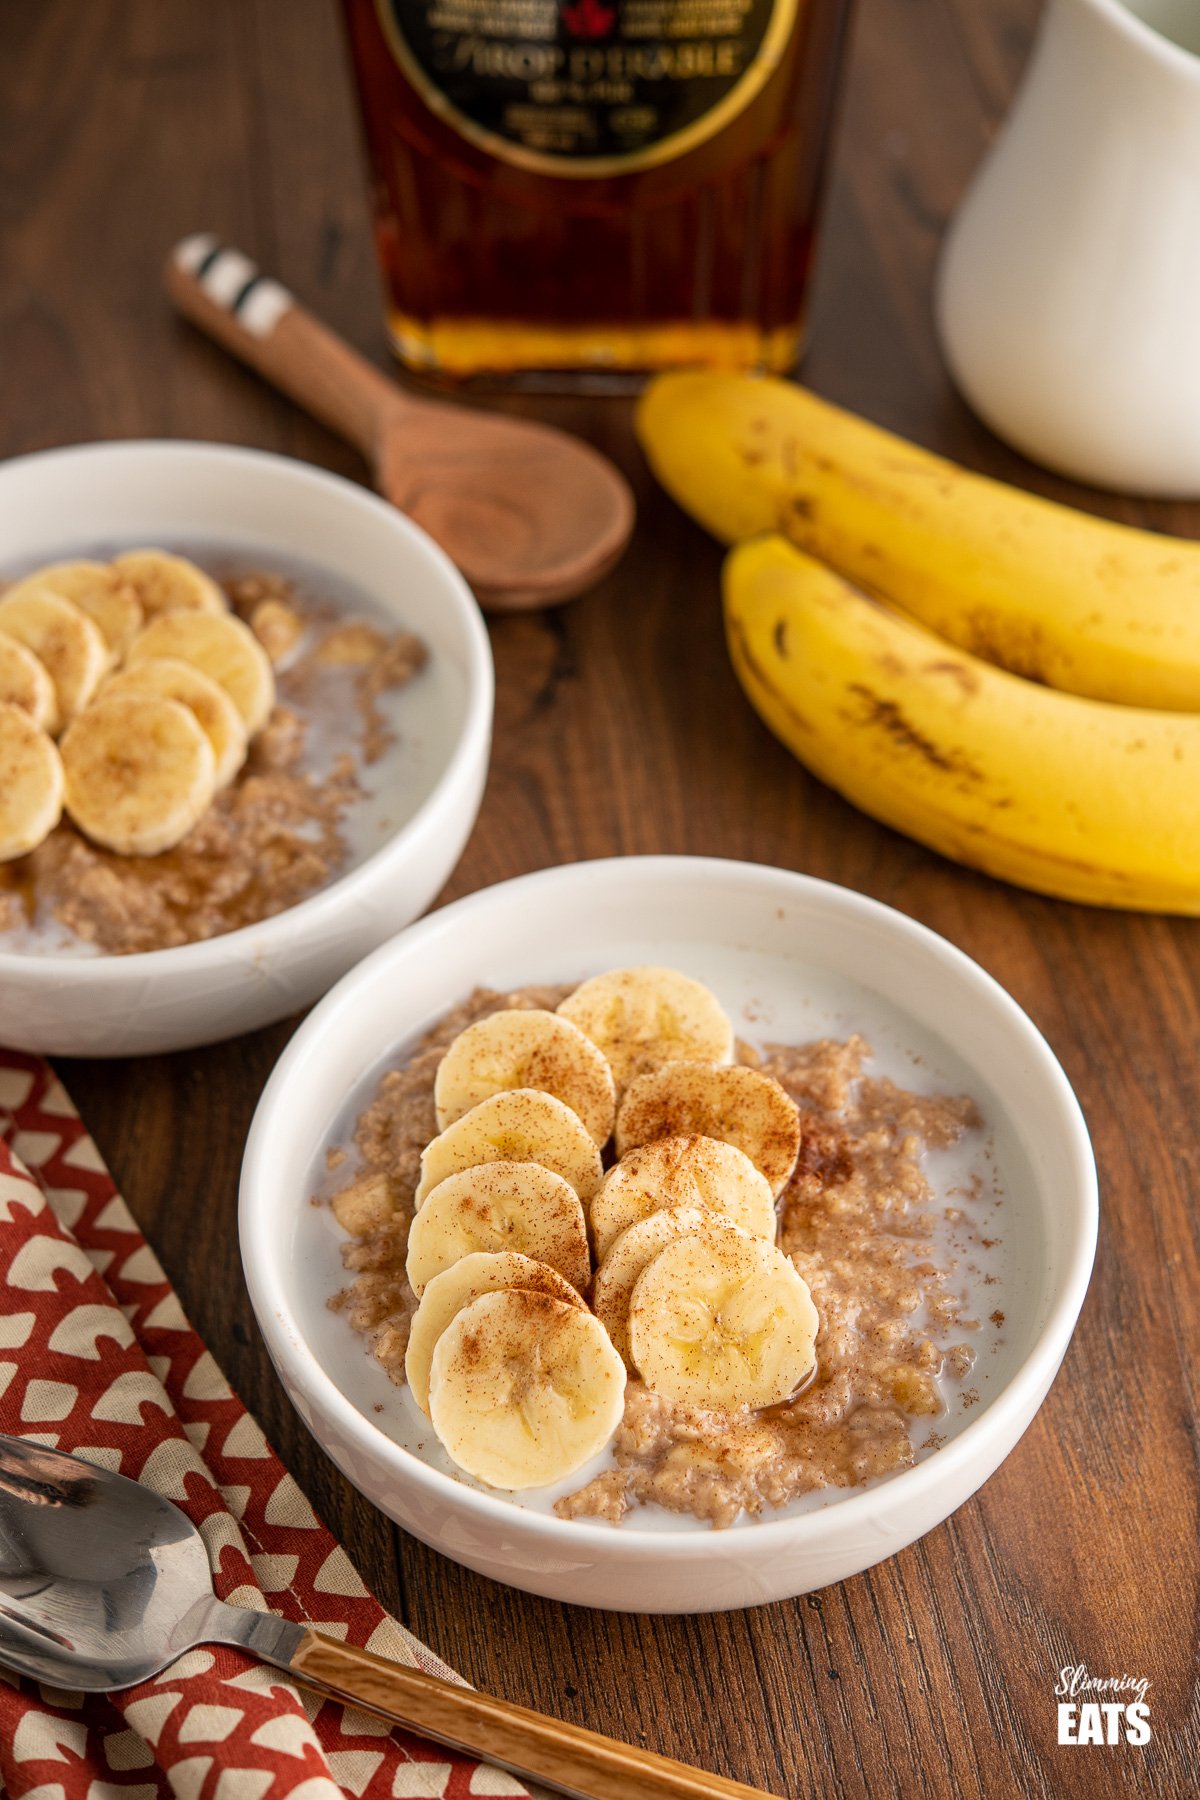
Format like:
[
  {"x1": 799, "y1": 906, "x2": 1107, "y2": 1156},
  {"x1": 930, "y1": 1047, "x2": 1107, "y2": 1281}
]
[
  {"x1": 330, "y1": 1171, "x2": 396, "y2": 1237},
  {"x1": 0, "y1": 587, "x2": 108, "y2": 732},
  {"x1": 406, "y1": 1159, "x2": 591, "y2": 1295},
  {"x1": 429, "y1": 1288, "x2": 626, "y2": 1489},
  {"x1": 434, "y1": 1007, "x2": 616, "y2": 1146},
  {"x1": 590, "y1": 1133, "x2": 778, "y2": 1260},
  {"x1": 405, "y1": 1249, "x2": 587, "y2": 1415},
  {"x1": 249, "y1": 597, "x2": 305, "y2": 665},
  {"x1": 111, "y1": 549, "x2": 227, "y2": 618},
  {"x1": 60, "y1": 691, "x2": 217, "y2": 856},
  {"x1": 102, "y1": 657, "x2": 248, "y2": 788},
  {"x1": 0, "y1": 703, "x2": 64, "y2": 861},
  {"x1": 126, "y1": 609, "x2": 275, "y2": 734},
  {"x1": 0, "y1": 635, "x2": 56, "y2": 732},
  {"x1": 415, "y1": 1088, "x2": 604, "y2": 1208},
  {"x1": 628, "y1": 1229, "x2": 818, "y2": 1410},
  {"x1": 5, "y1": 560, "x2": 143, "y2": 660},
  {"x1": 593, "y1": 1203, "x2": 747, "y2": 1368},
  {"x1": 556, "y1": 966, "x2": 734, "y2": 1091},
  {"x1": 616, "y1": 1061, "x2": 802, "y2": 1197}
]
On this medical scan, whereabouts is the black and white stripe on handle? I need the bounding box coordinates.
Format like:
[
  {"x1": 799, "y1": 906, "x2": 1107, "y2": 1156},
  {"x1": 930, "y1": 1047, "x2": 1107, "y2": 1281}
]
[{"x1": 172, "y1": 235, "x2": 293, "y2": 340}]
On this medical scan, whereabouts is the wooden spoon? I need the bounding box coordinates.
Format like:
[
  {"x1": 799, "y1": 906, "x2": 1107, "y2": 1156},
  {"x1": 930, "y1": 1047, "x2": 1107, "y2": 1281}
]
[{"x1": 165, "y1": 235, "x2": 635, "y2": 612}]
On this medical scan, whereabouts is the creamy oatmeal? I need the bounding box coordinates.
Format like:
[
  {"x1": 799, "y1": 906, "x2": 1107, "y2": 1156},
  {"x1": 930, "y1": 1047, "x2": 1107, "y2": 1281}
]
[
  {"x1": 0, "y1": 563, "x2": 426, "y2": 953},
  {"x1": 326, "y1": 985, "x2": 989, "y2": 1529}
]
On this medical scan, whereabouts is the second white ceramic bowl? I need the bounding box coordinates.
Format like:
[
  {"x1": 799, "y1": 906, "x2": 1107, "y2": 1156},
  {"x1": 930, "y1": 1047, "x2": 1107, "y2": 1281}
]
[
  {"x1": 0, "y1": 441, "x2": 493, "y2": 1055},
  {"x1": 241, "y1": 857, "x2": 1097, "y2": 1613}
]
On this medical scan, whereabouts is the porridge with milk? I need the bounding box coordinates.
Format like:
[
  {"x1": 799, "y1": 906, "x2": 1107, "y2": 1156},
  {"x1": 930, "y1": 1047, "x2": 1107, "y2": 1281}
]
[
  {"x1": 0, "y1": 551, "x2": 426, "y2": 954},
  {"x1": 323, "y1": 967, "x2": 993, "y2": 1528}
]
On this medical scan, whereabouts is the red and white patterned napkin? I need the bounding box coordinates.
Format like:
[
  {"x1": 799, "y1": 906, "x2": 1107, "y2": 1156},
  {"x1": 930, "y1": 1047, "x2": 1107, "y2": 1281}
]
[{"x1": 0, "y1": 1050, "x2": 530, "y2": 1800}]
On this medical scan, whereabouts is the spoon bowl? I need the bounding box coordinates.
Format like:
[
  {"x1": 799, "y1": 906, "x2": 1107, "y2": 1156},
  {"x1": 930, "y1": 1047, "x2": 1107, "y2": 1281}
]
[
  {"x1": 376, "y1": 401, "x2": 632, "y2": 610},
  {"x1": 0, "y1": 1433, "x2": 251, "y2": 1690}
]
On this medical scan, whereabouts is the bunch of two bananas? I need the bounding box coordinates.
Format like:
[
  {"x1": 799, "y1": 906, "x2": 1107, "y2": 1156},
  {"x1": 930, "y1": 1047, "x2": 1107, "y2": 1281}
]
[{"x1": 639, "y1": 374, "x2": 1200, "y2": 913}]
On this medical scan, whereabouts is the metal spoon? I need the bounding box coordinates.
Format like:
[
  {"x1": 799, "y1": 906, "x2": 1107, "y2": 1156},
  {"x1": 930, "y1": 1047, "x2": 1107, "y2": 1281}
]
[
  {"x1": 0, "y1": 1434, "x2": 776, "y2": 1800},
  {"x1": 165, "y1": 236, "x2": 635, "y2": 614}
]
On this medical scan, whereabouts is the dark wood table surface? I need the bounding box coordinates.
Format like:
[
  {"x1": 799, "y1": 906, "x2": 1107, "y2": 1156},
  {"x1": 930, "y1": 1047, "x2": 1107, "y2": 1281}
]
[{"x1": 5, "y1": 2, "x2": 1197, "y2": 1796}]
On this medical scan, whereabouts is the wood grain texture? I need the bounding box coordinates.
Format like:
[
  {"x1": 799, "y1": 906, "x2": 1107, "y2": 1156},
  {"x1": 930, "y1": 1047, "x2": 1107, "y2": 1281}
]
[{"x1": 4, "y1": 1, "x2": 1197, "y2": 1795}]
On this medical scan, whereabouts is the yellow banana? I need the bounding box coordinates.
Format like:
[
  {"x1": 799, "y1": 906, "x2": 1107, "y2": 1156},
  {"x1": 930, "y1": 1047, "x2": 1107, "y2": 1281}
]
[
  {"x1": 723, "y1": 536, "x2": 1200, "y2": 913},
  {"x1": 639, "y1": 372, "x2": 1200, "y2": 711}
]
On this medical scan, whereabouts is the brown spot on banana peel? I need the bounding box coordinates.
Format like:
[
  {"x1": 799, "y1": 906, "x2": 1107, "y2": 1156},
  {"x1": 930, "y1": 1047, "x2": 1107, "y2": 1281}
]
[
  {"x1": 922, "y1": 660, "x2": 980, "y2": 698},
  {"x1": 783, "y1": 464, "x2": 934, "y2": 528},
  {"x1": 845, "y1": 684, "x2": 984, "y2": 781},
  {"x1": 726, "y1": 614, "x2": 814, "y2": 738},
  {"x1": 956, "y1": 610, "x2": 1053, "y2": 685}
]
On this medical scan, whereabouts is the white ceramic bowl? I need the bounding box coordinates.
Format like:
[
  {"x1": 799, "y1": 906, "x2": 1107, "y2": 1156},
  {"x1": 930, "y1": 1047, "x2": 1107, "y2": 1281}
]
[
  {"x1": 241, "y1": 857, "x2": 1097, "y2": 1613},
  {"x1": 0, "y1": 441, "x2": 492, "y2": 1055}
]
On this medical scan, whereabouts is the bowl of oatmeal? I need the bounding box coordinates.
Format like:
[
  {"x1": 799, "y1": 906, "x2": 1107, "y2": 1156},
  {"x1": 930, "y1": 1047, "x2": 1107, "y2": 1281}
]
[
  {"x1": 240, "y1": 856, "x2": 1097, "y2": 1613},
  {"x1": 0, "y1": 440, "x2": 492, "y2": 1054}
]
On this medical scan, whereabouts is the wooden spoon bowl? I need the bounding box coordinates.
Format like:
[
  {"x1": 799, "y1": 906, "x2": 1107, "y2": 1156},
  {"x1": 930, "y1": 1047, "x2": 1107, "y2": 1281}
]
[{"x1": 166, "y1": 236, "x2": 635, "y2": 612}]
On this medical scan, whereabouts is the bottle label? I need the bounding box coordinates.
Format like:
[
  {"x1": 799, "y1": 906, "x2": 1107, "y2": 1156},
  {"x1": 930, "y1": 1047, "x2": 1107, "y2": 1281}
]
[{"x1": 374, "y1": 0, "x2": 798, "y2": 177}]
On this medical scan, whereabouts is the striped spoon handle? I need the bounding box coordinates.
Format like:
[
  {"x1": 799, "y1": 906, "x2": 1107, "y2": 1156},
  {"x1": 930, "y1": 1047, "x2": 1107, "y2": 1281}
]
[{"x1": 165, "y1": 233, "x2": 401, "y2": 458}]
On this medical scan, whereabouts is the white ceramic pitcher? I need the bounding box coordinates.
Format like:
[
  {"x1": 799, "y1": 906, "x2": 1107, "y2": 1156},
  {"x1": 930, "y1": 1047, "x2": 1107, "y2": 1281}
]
[{"x1": 936, "y1": 0, "x2": 1200, "y2": 496}]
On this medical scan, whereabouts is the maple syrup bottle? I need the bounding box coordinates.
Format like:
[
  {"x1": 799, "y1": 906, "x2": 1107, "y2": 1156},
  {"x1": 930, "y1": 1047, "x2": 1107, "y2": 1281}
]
[{"x1": 340, "y1": 0, "x2": 854, "y2": 387}]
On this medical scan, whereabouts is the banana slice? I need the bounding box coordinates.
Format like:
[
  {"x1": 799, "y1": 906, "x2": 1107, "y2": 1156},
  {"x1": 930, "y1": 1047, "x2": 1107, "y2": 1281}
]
[
  {"x1": 405, "y1": 1250, "x2": 587, "y2": 1415},
  {"x1": 594, "y1": 1203, "x2": 746, "y2": 1367},
  {"x1": 0, "y1": 587, "x2": 108, "y2": 732},
  {"x1": 5, "y1": 561, "x2": 143, "y2": 659},
  {"x1": 406, "y1": 1160, "x2": 590, "y2": 1296},
  {"x1": 0, "y1": 636, "x2": 56, "y2": 731},
  {"x1": 629, "y1": 1230, "x2": 818, "y2": 1410},
  {"x1": 429, "y1": 1289, "x2": 626, "y2": 1489},
  {"x1": 557, "y1": 966, "x2": 734, "y2": 1091},
  {"x1": 616, "y1": 1061, "x2": 802, "y2": 1196},
  {"x1": 590, "y1": 1134, "x2": 777, "y2": 1260},
  {"x1": 415, "y1": 1088, "x2": 604, "y2": 1208},
  {"x1": 101, "y1": 657, "x2": 248, "y2": 788},
  {"x1": 111, "y1": 549, "x2": 227, "y2": 618},
  {"x1": 330, "y1": 1171, "x2": 395, "y2": 1237},
  {"x1": 434, "y1": 1008, "x2": 616, "y2": 1146},
  {"x1": 0, "y1": 703, "x2": 64, "y2": 861},
  {"x1": 60, "y1": 692, "x2": 217, "y2": 856},
  {"x1": 126, "y1": 610, "x2": 275, "y2": 734}
]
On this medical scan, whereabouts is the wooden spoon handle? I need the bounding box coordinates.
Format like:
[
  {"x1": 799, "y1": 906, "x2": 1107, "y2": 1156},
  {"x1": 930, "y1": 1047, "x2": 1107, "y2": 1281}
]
[
  {"x1": 288, "y1": 1628, "x2": 780, "y2": 1800},
  {"x1": 165, "y1": 234, "x2": 400, "y2": 460}
]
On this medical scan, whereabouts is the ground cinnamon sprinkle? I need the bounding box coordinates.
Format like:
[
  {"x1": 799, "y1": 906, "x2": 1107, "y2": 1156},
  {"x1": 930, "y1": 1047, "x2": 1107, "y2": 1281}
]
[{"x1": 326, "y1": 990, "x2": 994, "y2": 1529}]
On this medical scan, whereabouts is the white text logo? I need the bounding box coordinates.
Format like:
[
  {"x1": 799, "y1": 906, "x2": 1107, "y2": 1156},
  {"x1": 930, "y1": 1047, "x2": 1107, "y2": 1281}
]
[{"x1": 1056, "y1": 1664, "x2": 1151, "y2": 1746}]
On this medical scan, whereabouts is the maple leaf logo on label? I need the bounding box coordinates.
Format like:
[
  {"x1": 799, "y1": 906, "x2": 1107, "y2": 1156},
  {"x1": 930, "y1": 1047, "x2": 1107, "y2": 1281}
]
[{"x1": 560, "y1": 0, "x2": 617, "y2": 40}]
